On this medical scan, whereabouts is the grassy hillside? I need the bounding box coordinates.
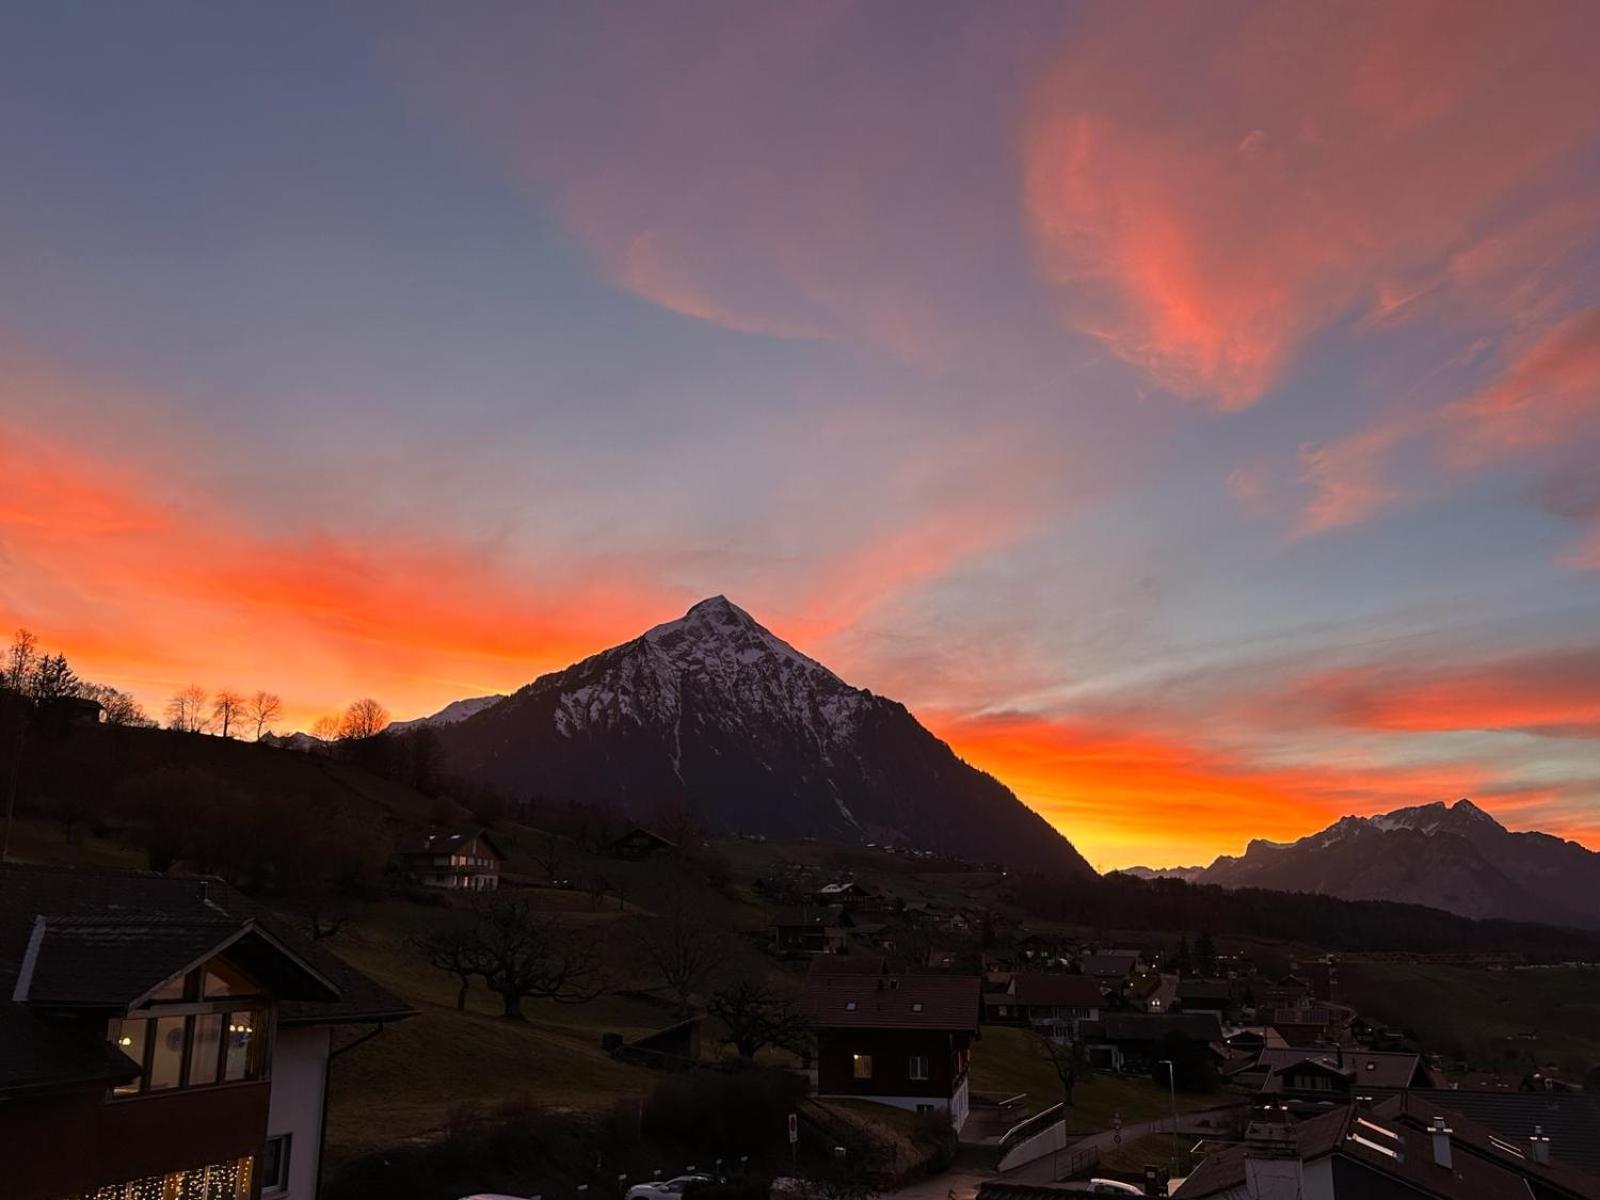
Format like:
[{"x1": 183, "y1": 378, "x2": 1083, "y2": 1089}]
[{"x1": 1341, "y1": 959, "x2": 1600, "y2": 1078}]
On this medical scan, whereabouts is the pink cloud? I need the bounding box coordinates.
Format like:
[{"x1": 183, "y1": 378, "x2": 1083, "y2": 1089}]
[{"x1": 1021, "y1": 1, "x2": 1600, "y2": 407}]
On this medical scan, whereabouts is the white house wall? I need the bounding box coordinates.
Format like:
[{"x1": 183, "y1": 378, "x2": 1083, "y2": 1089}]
[{"x1": 266, "y1": 1024, "x2": 332, "y2": 1200}]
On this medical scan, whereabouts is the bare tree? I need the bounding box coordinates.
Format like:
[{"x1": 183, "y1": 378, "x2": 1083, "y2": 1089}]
[
  {"x1": 5, "y1": 629, "x2": 38, "y2": 692},
  {"x1": 166, "y1": 685, "x2": 210, "y2": 733},
  {"x1": 412, "y1": 923, "x2": 485, "y2": 1012},
  {"x1": 338, "y1": 697, "x2": 390, "y2": 740},
  {"x1": 309, "y1": 714, "x2": 341, "y2": 743},
  {"x1": 211, "y1": 689, "x2": 245, "y2": 738},
  {"x1": 247, "y1": 690, "x2": 283, "y2": 740},
  {"x1": 469, "y1": 898, "x2": 604, "y2": 1020},
  {"x1": 629, "y1": 889, "x2": 734, "y2": 1015},
  {"x1": 1029, "y1": 1026, "x2": 1089, "y2": 1106},
  {"x1": 707, "y1": 979, "x2": 809, "y2": 1060}
]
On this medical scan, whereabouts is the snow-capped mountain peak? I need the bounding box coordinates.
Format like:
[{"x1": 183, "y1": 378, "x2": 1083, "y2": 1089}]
[
  {"x1": 388, "y1": 694, "x2": 508, "y2": 732},
  {"x1": 431, "y1": 595, "x2": 1094, "y2": 876}
]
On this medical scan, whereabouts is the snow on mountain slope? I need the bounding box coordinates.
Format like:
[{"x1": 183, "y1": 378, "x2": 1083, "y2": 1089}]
[
  {"x1": 433, "y1": 595, "x2": 1094, "y2": 876},
  {"x1": 389, "y1": 694, "x2": 508, "y2": 732},
  {"x1": 1194, "y1": 798, "x2": 1600, "y2": 928}
]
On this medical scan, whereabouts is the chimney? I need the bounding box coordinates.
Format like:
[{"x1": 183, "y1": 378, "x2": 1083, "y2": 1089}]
[
  {"x1": 1431, "y1": 1116, "x2": 1453, "y2": 1170},
  {"x1": 1245, "y1": 1107, "x2": 1303, "y2": 1199},
  {"x1": 1529, "y1": 1125, "x2": 1551, "y2": 1166}
]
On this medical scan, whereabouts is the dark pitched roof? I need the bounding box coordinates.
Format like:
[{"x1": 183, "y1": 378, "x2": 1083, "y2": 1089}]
[
  {"x1": 1179, "y1": 1095, "x2": 1600, "y2": 1200},
  {"x1": 1011, "y1": 973, "x2": 1104, "y2": 1008},
  {"x1": 398, "y1": 827, "x2": 506, "y2": 860},
  {"x1": 1088, "y1": 1012, "x2": 1222, "y2": 1043},
  {"x1": 1, "y1": 864, "x2": 414, "y2": 1031},
  {"x1": 1420, "y1": 1088, "x2": 1600, "y2": 1178},
  {"x1": 1256, "y1": 1046, "x2": 1426, "y2": 1091},
  {"x1": 807, "y1": 955, "x2": 885, "y2": 977},
  {"x1": 1176, "y1": 979, "x2": 1232, "y2": 1001},
  {"x1": 803, "y1": 973, "x2": 980, "y2": 1032},
  {"x1": 1082, "y1": 952, "x2": 1140, "y2": 977}
]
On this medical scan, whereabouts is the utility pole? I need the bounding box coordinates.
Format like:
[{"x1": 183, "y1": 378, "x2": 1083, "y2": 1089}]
[{"x1": 1160, "y1": 1058, "x2": 1179, "y2": 1183}]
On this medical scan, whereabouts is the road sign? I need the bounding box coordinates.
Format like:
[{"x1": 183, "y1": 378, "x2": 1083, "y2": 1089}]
[{"x1": 788, "y1": 1113, "x2": 799, "y2": 1144}]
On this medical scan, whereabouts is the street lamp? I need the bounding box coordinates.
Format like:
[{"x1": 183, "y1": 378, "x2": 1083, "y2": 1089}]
[{"x1": 1159, "y1": 1058, "x2": 1179, "y2": 1182}]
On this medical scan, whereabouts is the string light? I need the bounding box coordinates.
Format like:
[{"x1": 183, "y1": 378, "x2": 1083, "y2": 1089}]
[{"x1": 76, "y1": 1155, "x2": 252, "y2": 1200}]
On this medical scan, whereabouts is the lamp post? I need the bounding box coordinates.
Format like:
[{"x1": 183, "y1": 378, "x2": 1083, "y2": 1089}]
[{"x1": 1159, "y1": 1058, "x2": 1178, "y2": 1182}]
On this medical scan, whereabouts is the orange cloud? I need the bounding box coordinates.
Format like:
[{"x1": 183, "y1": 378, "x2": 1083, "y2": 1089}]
[
  {"x1": 1021, "y1": 2, "x2": 1600, "y2": 407},
  {"x1": 0, "y1": 422, "x2": 684, "y2": 728}
]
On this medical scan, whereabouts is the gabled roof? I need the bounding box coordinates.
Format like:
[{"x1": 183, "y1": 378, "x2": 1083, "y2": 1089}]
[
  {"x1": 1011, "y1": 973, "x2": 1104, "y2": 1009},
  {"x1": 0, "y1": 864, "x2": 414, "y2": 1083},
  {"x1": 1256, "y1": 1046, "x2": 1426, "y2": 1091},
  {"x1": 398, "y1": 827, "x2": 506, "y2": 860},
  {"x1": 803, "y1": 973, "x2": 980, "y2": 1032},
  {"x1": 14, "y1": 914, "x2": 338, "y2": 1008},
  {"x1": 1420, "y1": 1088, "x2": 1600, "y2": 1178}
]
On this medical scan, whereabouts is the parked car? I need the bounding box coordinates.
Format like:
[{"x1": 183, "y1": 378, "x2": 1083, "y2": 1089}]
[
  {"x1": 626, "y1": 1175, "x2": 711, "y2": 1200},
  {"x1": 1084, "y1": 1182, "x2": 1143, "y2": 1196}
]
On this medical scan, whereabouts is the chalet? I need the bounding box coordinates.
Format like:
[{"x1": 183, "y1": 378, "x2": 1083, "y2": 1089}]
[
  {"x1": 773, "y1": 906, "x2": 851, "y2": 955},
  {"x1": 807, "y1": 954, "x2": 885, "y2": 977},
  {"x1": 803, "y1": 973, "x2": 981, "y2": 1132},
  {"x1": 1259, "y1": 1001, "x2": 1345, "y2": 1045},
  {"x1": 815, "y1": 881, "x2": 873, "y2": 907},
  {"x1": 1250, "y1": 1046, "x2": 1434, "y2": 1107},
  {"x1": 0, "y1": 863, "x2": 412, "y2": 1200},
  {"x1": 397, "y1": 827, "x2": 505, "y2": 892},
  {"x1": 1175, "y1": 1095, "x2": 1600, "y2": 1199},
  {"x1": 1291, "y1": 956, "x2": 1339, "y2": 1003},
  {"x1": 1175, "y1": 979, "x2": 1234, "y2": 1021},
  {"x1": 1078, "y1": 1012, "x2": 1223, "y2": 1073},
  {"x1": 1081, "y1": 950, "x2": 1141, "y2": 980},
  {"x1": 607, "y1": 827, "x2": 678, "y2": 861},
  {"x1": 1001, "y1": 973, "x2": 1104, "y2": 1037}
]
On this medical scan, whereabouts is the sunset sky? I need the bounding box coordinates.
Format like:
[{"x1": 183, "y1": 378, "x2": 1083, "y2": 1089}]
[{"x1": 5, "y1": 1, "x2": 1599, "y2": 868}]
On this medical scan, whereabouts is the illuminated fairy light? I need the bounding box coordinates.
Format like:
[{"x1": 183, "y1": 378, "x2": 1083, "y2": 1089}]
[{"x1": 77, "y1": 1155, "x2": 252, "y2": 1200}]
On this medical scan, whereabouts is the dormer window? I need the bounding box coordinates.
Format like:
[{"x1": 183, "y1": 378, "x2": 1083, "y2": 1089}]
[{"x1": 845, "y1": 1001, "x2": 857, "y2": 1011}]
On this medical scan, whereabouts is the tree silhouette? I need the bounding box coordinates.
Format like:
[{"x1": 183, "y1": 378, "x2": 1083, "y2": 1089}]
[
  {"x1": 166, "y1": 685, "x2": 210, "y2": 733},
  {"x1": 211, "y1": 690, "x2": 245, "y2": 738},
  {"x1": 5, "y1": 629, "x2": 38, "y2": 692},
  {"x1": 338, "y1": 697, "x2": 390, "y2": 740},
  {"x1": 247, "y1": 691, "x2": 283, "y2": 740}
]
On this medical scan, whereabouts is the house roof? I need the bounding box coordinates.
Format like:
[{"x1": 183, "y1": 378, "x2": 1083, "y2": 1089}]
[
  {"x1": 807, "y1": 954, "x2": 885, "y2": 977},
  {"x1": 1177, "y1": 1096, "x2": 1600, "y2": 1199},
  {"x1": 16, "y1": 915, "x2": 338, "y2": 1008},
  {"x1": 398, "y1": 827, "x2": 506, "y2": 860},
  {"x1": 1085, "y1": 1012, "x2": 1222, "y2": 1043},
  {"x1": 0, "y1": 862, "x2": 415, "y2": 1096},
  {"x1": 1012, "y1": 973, "x2": 1104, "y2": 1009},
  {"x1": 1082, "y1": 952, "x2": 1140, "y2": 977},
  {"x1": 1176, "y1": 979, "x2": 1232, "y2": 1001},
  {"x1": 1420, "y1": 1088, "x2": 1600, "y2": 1179},
  {"x1": 1255, "y1": 1046, "x2": 1425, "y2": 1091},
  {"x1": 802, "y1": 973, "x2": 980, "y2": 1032},
  {"x1": 608, "y1": 826, "x2": 677, "y2": 850}
]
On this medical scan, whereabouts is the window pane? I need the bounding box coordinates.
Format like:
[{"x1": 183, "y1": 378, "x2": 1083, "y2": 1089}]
[
  {"x1": 149, "y1": 973, "x2": 189, "y2": 1002},
  {"x1": 190, "y1": 1013, "x2": 223, "y2": 1086},
  {"x1": 109, "y1": 1018, "x2": 148, "y2": 1095},
  {"x1": 852, "y1": 1053, "x2": 872, "y2": 1080},
  {"x1": 149, "y1": 1015, "x2": 188, "y2": 1090},
  {"x1": 261, "y1": 1137, "x2": 291, "y2": 1192},
  {"x1": 223, "y1": 1011, "x2": 260, "y2": 1081}
]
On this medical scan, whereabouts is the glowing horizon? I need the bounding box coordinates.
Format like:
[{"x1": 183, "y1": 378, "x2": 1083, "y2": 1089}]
[{"x1": 3, "y1": 1, "x2": 1598, "y2": 869}]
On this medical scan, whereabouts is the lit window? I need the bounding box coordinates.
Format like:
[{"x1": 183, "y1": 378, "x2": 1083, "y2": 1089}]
[
  {"x1": 852, "y1": 1054, "x2": 873, "y2": 1080},
  {"x1": 109, "y1": 1018, "x2": 148, "y2": 1095},
  {"x1": 148, "y1": 1015, "x2": 187, "y2": 1091},
  {"x1": 190, "y1": 1012, "x2": 224, "y2": 1086},
  {"x1": 224, "y1": 1012, "x2": 261, "y2": 1082},
  {"x1": 845, "y1": 1001, "x2": 857, "y2": 1011},
  {"x1": 909, "y1": 1055, "x2": 930, "y2": 1081}
]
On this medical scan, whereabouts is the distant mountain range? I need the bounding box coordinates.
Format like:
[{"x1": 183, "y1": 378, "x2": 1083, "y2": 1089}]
[
  {"x1": 1119, "y1": 799, "x2": 1600, "y2": 929},
  {"x1": 388, "y1": 694, "x2": 507, "y2": 732},
  {"x1": 418, "y1": 595, "x2": 1094, "y2": 876}
]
